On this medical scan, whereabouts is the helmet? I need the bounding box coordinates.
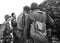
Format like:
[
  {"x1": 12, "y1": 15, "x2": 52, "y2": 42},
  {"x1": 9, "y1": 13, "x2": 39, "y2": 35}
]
[
  {"x1": 5, "y1": 15, "x2": 11, "y2": 20},
  {"x1": 31, "y1": 2, "x2": 39, "y2": 10},
  {"x1": 23, "y1": 6, "x2": 30, "y2": 11}
]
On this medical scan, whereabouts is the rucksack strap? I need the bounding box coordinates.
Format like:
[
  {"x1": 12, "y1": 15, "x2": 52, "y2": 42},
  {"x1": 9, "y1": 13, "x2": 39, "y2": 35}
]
[{"x1": 22, "y1": 13, "x2": 25, "y2": 30}]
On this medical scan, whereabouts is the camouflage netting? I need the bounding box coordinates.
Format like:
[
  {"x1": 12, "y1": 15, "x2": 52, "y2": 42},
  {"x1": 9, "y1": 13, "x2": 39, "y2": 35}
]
[
  {"x1": 39, "y1": 0, "x2": 60, "y2": 11},
  {"x1": 39, "y1": 0, "x2": 60, "y2": 14},
  {"x1": 39, "y1": 0, "x2": 60, "y2": 39},
  {"x1": 39, "y1": 0, "x2": 60, "y2": 23}
]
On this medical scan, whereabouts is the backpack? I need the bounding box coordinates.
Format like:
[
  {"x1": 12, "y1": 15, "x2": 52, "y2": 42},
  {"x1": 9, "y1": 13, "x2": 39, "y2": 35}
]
[
  {"x1": 16, "y1": 13, "x2": 25, "y2": 39},
  {"x1": 30, "y1": 21, "x2": 47, "y2": 40},
  {"x1": 30, "y1": 10, "x2": 47, "y2": 41},
  {"x1": 23, "y1": 13, "x2": 33, "y2": 39},
  {"x1": 35, "y1": 21, "x2": 47, "y2": 36},
  {"x1": 16, "y1": 13, "x2": 33, "y2": 39}
]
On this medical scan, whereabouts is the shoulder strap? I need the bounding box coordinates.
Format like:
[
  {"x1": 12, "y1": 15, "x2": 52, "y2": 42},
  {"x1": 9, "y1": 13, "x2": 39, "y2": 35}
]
[
  {"x1": 22, "y1": 13, "x2": 25, "y2": 30},
  {"x1": 32, "y1": 20, "x2": 36, "y2": 32}
]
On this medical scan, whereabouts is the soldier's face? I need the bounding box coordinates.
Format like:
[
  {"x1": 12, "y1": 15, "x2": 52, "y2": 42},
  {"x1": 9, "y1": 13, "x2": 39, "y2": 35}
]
[
  {"x1": 24, "y1": 10, "x2": 30, "y2": 14},
  {"x1": 13, "y1": 14, "x2": 16, "y2": 18},
  {"x1": 24, "y1": 10, "x2": 27, "y2": 13}
]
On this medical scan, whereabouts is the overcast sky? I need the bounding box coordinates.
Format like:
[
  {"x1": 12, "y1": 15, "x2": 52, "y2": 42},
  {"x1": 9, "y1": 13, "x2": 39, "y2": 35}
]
[{"x1": 0, "y1": 0, "x2": 44, "y2": 24}]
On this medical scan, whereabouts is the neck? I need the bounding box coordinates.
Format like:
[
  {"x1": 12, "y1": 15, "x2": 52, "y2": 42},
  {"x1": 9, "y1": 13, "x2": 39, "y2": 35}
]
[{"x1": 13, "y1": 17, "x2": 16, "y2": 19}]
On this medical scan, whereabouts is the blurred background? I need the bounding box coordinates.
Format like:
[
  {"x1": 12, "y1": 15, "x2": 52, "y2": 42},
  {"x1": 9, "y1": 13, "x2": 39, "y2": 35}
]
[{"x1": 0, "y1": 0, "x2": 44, "y2": 24}]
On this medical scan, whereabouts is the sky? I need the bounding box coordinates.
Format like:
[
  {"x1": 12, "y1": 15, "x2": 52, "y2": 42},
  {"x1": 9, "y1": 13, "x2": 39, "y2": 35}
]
[{"x1": 0, "y1": 0, "x2": 44, "y2": 24}]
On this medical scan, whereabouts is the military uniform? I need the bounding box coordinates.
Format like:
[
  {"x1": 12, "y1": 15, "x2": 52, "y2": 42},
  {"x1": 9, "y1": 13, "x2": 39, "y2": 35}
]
[
  {"x1": 3, "y1": 23, "x2": 12, "y2": 43},
  {"x1": 11, "y1": 17, "x2": 18, "y2": 43}
]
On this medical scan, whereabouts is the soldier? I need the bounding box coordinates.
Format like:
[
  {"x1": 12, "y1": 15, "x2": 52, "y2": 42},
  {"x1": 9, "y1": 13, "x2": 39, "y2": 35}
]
[
  {"x1": 11, "y1": 13, "x2": 18, "y2": 43},
  {"x1": 23, "y1": 6, "x2": 33, "y2": 43},
  {"x1": 3, "y1": 15, "x2": 12, "y2": 43},
  {"x1": 30, "y1": 2, "x2": 47, "y2": 43},
  {"x1": 17, "y1": 6, "x2": 33, "y2": 43}
]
